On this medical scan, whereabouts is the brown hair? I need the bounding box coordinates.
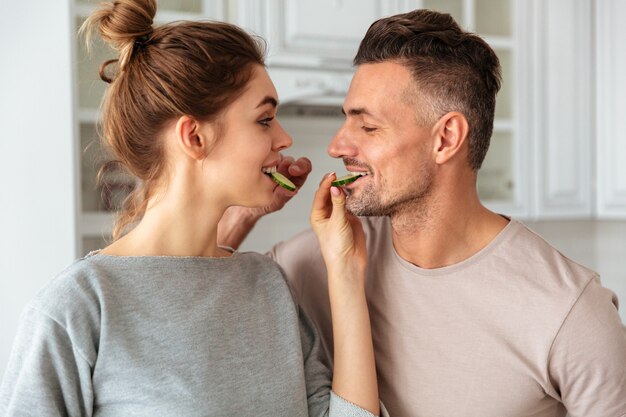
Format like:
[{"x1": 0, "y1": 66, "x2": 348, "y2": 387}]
[
  {"x1": 354, "y1": 9, "x2": 501, "y2": 171},
  {"x1": 80, "y1": 0, "x2": 265, "y2": 239}
]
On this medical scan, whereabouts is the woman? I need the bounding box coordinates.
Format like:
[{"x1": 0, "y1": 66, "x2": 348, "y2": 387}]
[{"x1": 0, "y1": 0, "x2": 382, "y2": 416}]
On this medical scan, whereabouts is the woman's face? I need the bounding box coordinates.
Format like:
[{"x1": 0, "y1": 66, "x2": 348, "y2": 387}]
[{"x1": 201, "y1": 65, "x2": 292, "y2": 208}]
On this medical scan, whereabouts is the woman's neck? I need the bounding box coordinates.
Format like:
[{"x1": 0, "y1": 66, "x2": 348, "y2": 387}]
[{"x1": 101, "y1": 187, "x2": 230, "y2": 258}]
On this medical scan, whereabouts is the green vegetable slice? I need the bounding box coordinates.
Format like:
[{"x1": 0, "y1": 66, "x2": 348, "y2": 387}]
[
  {"x1": 270, "y1": 172, "x2": 297, "y2": 191},
  {"x1": 331, "y1": 173, "x2": 363, "y2": 187}
]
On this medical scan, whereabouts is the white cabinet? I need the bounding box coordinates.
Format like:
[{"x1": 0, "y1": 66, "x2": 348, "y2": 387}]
[
  {"x1": 525, "y1": 0, "x2": 626, "y2": 220},
  {"x1": 528, "y1": 0, "x2": 593, "y2": 219},
  {"x1": 596, "y1": 0, "x2": 626, "y2": 218},
  {"x1": 235, "y1": 0, "x2": 422, "y2": 104},
  {"x1": 236, "y1": 0, "x2": 422, "y2": 68}
]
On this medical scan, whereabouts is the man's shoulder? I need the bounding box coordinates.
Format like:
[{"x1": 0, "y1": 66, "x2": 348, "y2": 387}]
[{"x1": 505, "y1": 219, "x2": 598, "y2": 288}]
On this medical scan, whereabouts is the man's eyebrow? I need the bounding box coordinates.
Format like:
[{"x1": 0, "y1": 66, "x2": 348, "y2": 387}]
[
  {"x1": 342, "y1": 107, "x2": 382, "y2": 122},
  {"x1": 256, "y1": 96, "x2": 278, "y2": 108}
]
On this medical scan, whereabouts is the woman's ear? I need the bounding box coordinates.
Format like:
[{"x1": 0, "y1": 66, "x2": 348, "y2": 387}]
[
  {"x1": 175, "y1": 115, "x2": 215, "y2": 160},
  {"x1": 432, "y1": 111, "x2": 469, "y2": 165}
]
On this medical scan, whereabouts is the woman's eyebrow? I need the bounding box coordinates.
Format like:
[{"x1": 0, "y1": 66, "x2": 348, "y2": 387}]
[{"x1": 256, "y1": 96, "x2": 278, "y2": 108}]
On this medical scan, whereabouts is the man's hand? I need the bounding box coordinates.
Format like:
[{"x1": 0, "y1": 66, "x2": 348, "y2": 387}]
[{"x1": 217, "y1": 156, "x2": 312, "y2": 250}]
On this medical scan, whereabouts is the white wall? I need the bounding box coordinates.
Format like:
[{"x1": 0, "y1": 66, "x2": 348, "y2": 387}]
[{"x1": 0, "y1": 1, "x2": 77, "y2": 380}]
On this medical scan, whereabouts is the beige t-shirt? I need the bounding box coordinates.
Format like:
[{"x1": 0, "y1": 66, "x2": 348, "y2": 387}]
[{"x1": 270, "y1": 217, "x2": 626, "y2": 417}]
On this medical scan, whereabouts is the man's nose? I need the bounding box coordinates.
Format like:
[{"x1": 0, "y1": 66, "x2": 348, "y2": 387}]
[{"x1": 327, "y1": 125, "x2": 357, "y2": 159}]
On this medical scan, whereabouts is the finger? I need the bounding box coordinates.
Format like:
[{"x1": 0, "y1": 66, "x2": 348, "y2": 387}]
[
  {"x1": 273, "y1": 184, "x2": 297, "y2": 199},
  {"x1": 287, "y1": 157, "x2": 312, "y2": 188},
  {"x1": 275, "y1": 156, "x2": 291, "y2": 174},
  {"x1": 288, "y1": 157, "x2": 312, "y2": 177},
  {"x1": 275, "y1": 156, "x2": 311, "y2": 189},
  {"x1": 310, "y1": 173, "x2": 335, "y2": 225}
]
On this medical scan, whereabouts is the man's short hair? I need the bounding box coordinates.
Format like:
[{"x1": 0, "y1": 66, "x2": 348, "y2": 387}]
[{"x1": 354, "y1": 9, "x2": 502, "y2": 171}]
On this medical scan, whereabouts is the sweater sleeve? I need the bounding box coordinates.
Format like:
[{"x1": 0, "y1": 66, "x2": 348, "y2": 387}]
[
  {"x1": 0, "y1": 306, "x2": 94, "y2": 417},
  {"x1": 547, "y1": 277, "x2": 626, "y2": 417},
  {"x1": 299, "y1": 306, "x2": 388, "y2": 417}
]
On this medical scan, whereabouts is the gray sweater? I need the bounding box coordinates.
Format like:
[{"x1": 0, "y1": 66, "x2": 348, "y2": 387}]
[{"x1": 0, "y1": 251, "x2": 376, "y2": 417}]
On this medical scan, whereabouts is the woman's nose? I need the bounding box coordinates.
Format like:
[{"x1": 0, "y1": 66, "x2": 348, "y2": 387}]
[{"x1": 273, "y1": 121, "x2": 293, "y2": 151}]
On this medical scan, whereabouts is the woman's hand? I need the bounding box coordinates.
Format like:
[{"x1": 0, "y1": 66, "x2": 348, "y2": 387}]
[
  {"x1": 218, "y1": 156, "x2": 312, "y2": 250},
  {"x1": 310, "y1": 173, "x2": 379, "y2": 415},
  {"x1": 310, "y1": 173, "x2": 367, "y2": 279},
  {"x1": 253, "y1": 155, "x2": 313, "y2": 216}
]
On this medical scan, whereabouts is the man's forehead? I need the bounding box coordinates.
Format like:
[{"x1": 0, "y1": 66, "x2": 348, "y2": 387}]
[
  {"x1": 344, "y1": 62, "x2": 414, "y2": 117},
  {"x1": 354, "y1": 62, "x2": 412, "y2": 87}
]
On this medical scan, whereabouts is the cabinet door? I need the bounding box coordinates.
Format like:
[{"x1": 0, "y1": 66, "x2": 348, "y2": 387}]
[
  {"x1": 530, "y1": 0, "x2": 593, "y2": 218},
  {"x1": 236, "y1": 0, "x2": 421, "y2": 69},
  {"x1": 596, "y1": 0, "x2": 626, "y2": 218}
]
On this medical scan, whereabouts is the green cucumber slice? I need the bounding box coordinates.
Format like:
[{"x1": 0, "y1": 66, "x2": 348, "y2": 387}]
[
  {"x1": 331, "y1": 173, "x2": 363, "y2": 187},
  {"x1": 270, "y1": 172, "x2": 297, "y2": 191}
]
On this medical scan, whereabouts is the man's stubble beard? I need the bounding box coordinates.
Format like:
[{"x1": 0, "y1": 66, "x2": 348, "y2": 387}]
[{"x1": 345, "y1": 166, "x2": 435, "y2": 220}]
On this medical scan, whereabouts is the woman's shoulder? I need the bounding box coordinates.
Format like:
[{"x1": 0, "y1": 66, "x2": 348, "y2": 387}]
[
  {"x1": 234, "y1": 250, "x2": 284, "y2": 273},
  {"x1": 29, "y1": 256, "x2": 107, "y2": 320},
  {"x1": 234, "y1": 251, "x2": 297, "y2": 299}
]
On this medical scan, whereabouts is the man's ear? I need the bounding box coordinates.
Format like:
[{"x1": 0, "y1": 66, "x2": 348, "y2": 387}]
[
  {"x1": 432, "y1": 111, "x2": 469, "y2": 165},
  {"x1": 175, "y1": 115, "x2": 215, "y2": 161}
]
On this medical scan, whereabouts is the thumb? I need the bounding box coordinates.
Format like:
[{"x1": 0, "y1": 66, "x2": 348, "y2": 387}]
[{"x1": 329, "y1": 186, "x2": 347, "y2": 225}]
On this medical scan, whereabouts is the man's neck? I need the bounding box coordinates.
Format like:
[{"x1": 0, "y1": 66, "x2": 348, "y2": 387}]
[{"x1": 389, "y1": 191, "x2": 509, "y2": 269}]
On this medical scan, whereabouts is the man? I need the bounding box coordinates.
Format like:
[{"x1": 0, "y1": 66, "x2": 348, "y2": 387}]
[{"x1": 221, "y1": 9, "x2": 626, "y2": 417}]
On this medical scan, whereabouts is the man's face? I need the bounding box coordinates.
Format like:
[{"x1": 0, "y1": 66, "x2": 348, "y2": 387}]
[{"x1": 328, "y1": 61, "x2": 436, "y2": 216}]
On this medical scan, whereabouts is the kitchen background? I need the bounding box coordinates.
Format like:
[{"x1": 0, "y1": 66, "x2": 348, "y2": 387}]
[{"x1": 1, "y1": 0, "x2": 625, "y2": 382}]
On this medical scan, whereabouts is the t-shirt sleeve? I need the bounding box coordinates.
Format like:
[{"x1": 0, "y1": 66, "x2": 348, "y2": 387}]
[
  {"x1": 0, "y1": 306, "x2": 94, "y2": 417},
  {"x1": 548, "y1": 276, "x2": 626, "y2": 417}
]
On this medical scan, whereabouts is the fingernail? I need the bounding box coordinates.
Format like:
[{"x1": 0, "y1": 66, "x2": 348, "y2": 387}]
[
  {"x1": 324, "y1": 172, "x2": 335, "y2": 179},
  {"x1": 330, "y1": 186, "x2": 341, "y2": 196}
]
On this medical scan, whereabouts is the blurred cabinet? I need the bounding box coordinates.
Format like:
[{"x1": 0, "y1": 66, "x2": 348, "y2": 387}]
[
  {"x1": 596, "y1": 0, "x2": 626, "y2": 217},
  {"x1": 528, "y1": 0, "x2": 593, "y2": 219},
  {"x1": 236, "y1": 1, "x2": 423, "y2": 103}
]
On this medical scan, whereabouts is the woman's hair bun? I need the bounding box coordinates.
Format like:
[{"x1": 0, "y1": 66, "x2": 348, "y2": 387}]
[{"x1": 81, "y1": 0, "x2": 156, "y2": 70}]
